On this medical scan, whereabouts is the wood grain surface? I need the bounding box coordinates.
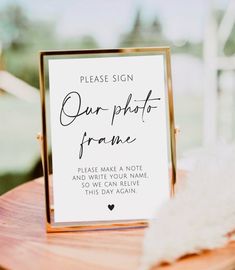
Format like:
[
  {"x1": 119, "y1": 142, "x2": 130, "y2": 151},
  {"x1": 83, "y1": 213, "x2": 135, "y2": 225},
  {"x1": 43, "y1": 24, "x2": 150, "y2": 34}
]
[{"x1": 0, "y1": 178, "x2": 235, "y2": 270}]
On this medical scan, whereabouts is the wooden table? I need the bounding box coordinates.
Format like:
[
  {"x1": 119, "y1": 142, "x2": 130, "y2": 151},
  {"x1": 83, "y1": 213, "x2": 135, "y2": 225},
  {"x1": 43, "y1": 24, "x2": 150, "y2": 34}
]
[{"x1": 0, "y1": 178, "x2": 235, "y2": 270}]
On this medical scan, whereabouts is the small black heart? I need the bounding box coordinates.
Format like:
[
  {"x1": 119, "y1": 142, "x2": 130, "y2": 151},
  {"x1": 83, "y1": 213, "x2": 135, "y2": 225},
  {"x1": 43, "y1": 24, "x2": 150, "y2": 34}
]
[{"x1": 108, "y1": 204, "x2": 114, "y2": 211}]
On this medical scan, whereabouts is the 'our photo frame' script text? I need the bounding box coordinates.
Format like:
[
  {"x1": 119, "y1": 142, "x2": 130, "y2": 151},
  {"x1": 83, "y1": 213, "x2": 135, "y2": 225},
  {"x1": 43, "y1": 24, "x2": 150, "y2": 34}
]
[{"x1": 59, "y1": 89, "x2": 161, "y2": 159}]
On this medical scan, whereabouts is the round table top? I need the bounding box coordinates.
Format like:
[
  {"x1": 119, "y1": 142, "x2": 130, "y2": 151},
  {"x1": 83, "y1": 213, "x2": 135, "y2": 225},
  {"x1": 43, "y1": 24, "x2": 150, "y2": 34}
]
[{"x1": 0, "y1": 177, "x2": 235, "y2": 270}]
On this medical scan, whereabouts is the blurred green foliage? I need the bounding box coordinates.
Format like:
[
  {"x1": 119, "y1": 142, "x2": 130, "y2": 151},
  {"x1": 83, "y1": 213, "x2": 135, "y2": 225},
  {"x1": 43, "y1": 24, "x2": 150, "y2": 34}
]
[
  {"x1": 0, "y1": 4, "x2": 99, "y2": 88},
  {"x1": 119, "y1": 9, "x2": 202, "y2": 57}
]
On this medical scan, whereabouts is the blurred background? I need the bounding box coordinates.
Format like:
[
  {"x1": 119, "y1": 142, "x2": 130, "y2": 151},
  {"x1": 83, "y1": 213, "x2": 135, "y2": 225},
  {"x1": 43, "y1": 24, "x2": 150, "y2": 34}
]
[{"x1": 0, "y1": 0, "x2": 235, "y2": 195}]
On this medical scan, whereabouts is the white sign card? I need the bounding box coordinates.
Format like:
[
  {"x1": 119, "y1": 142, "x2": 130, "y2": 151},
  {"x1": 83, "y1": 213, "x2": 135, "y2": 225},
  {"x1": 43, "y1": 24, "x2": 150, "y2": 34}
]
[{"x1": 41, "y1": 48, "x2": 176, "y2": 227}]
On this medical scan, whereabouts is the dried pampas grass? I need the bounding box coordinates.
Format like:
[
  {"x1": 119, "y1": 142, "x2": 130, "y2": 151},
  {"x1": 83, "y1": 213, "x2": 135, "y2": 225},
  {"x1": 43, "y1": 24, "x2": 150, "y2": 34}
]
[{"x1": 141, "y1": 145, "x2": 235, "y2": 270}]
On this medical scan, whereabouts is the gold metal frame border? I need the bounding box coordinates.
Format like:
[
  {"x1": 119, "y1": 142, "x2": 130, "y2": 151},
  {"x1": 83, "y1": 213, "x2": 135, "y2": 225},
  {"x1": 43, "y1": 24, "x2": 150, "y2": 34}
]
[{"x1": 39, "y1": 47, "x2": 176, "y2": 233}]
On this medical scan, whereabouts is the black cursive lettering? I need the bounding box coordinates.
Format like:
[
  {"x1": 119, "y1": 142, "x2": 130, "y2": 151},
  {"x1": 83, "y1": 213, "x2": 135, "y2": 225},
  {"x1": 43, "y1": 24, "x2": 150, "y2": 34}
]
[
  {"x1": 111, "y1": 90, "x2": 160, "y2": 125},
  {"x1": 79, "y1": 131, "x2": 136, "y2": 159},
  {"x1": 60, "y1": 91, "x2": 108, "y2": 126}
]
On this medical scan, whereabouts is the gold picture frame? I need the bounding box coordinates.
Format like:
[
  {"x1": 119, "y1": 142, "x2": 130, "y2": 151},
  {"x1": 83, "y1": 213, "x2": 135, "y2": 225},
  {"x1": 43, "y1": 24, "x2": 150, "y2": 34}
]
[{"x1": 39, "y1": 47, "x2": 176, "y2": 233}]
